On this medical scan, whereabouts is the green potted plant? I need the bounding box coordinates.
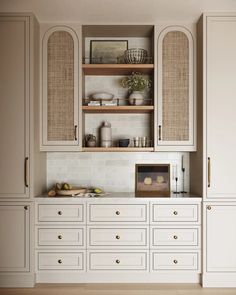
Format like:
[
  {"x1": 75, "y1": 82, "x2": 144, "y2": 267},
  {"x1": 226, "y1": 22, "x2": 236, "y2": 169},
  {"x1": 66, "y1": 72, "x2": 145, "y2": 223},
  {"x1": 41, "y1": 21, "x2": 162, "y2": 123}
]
[{"x1": 121, "y1": 72, "x2": 152, "y2": 105}]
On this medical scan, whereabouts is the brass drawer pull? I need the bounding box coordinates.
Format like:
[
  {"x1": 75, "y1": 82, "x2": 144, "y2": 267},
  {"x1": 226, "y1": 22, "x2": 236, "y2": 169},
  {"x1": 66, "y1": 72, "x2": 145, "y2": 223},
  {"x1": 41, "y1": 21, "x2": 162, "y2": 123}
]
[
  {"x1": 58, "y1": 211, "x2": 63, "y2": 215},
  {"x1": 173, "y1": 235, "x2": 178, "y2": 240},
  {"x1": 207, "y1": 205, "x2": 212, "y2": 210},
  {"x1": 173, "y1": 260, "x2": 178, "y2": 264},
  {"x1": 116, "y1": 211, "x2": 120, "y2": 216},
  {"x1": 74, "y1": 125, "x2": 77, "y2": 141},
  {"x1": 116, "y1": 259, "x2": 120, "y2": 264},
  {"x1": 158, "y1": 125, "x2": 162, "y2": 140},
  {"x1": 173, "y1": 211, "x2": 178, "y2": 216},
  {"x1": 208, "y1": 157, "x2": 211, "y2": 188},
  {"x1": 116, "y1": 235, "x2": 120, "y2": 240},
  {"x1": 58, "y1": 259, "x2": 62, "y2": 264},
  {"x1": 58, "y1": 235, "x2": 63, "y2": 240},
  {"x1": 24, "y1": 157, "x2": 29, "y2": 187}
]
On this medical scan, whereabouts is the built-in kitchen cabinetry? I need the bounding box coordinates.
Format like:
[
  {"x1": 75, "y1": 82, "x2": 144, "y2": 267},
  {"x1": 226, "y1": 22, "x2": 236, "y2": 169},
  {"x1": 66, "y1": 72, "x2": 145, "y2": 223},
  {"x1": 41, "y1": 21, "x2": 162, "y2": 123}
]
[
  {"x1": 40, "y1": 25, "x2": 82, "y2": 151},
  {"x1": 0, "y1": 14, "x2": 46, "y2": 287},
  {"x1": 35, "y1": 197, "x2": 201, "y2": 283},
  {"x1": 156, "y1": 26, "x2": 196, "y2": 151}
]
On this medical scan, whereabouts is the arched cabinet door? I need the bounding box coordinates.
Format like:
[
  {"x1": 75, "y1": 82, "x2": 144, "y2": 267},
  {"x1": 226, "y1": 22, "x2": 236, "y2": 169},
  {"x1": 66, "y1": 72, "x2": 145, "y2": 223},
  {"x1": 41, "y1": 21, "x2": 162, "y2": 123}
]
[
  {"x1": 157, "y1": 26, "x2": 195, "y2": 151},
  {"x1": 41, "y1": 26, "x2": 80, "y2": 151}
]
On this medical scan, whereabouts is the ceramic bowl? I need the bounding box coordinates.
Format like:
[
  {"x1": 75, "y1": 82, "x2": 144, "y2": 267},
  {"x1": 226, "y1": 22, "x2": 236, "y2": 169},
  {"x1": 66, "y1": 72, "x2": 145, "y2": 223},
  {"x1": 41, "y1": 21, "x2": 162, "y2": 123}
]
[
  {"x1": 118, "y1": 139, "x2": 130, "y2": 147},
  {"x1": 92, "y1": 92, "x2": 114, "y2": 101}
]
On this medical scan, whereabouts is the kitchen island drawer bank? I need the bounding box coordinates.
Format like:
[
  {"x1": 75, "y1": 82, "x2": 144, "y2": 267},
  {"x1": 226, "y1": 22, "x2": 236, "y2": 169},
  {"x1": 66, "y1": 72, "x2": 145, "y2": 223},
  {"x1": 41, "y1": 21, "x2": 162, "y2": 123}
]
[{"x1": 35, "y1": 196, "x2": 202, "y2": 283}]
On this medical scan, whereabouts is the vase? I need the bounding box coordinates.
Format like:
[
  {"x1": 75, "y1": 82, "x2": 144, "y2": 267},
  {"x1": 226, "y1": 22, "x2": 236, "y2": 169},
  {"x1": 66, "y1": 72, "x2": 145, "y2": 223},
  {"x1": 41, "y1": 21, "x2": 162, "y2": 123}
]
[{"x1": 128, "y1": 91, "x2": 144, "y2": 106}]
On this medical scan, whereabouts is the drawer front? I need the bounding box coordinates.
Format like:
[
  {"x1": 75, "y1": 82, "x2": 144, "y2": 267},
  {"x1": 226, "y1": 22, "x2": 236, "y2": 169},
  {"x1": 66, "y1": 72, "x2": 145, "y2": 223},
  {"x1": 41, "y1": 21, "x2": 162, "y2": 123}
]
[
  {"x1": 38, "y1": 252, "x2": 84, "y2": 270},
  {"x1": 38, "y1": 228, "x2": 84, "y2": 246},
  {"x1": 88, "y1": 227, "x2": 148, "y2": 247},
  {"x1": 152, "y1": 204, "x2": 199, "y2": 222},
  {"x1": 152, "y1": 252, "x2": 199, "y2": 270},
  {"x1": 151, "y1": 227, "x2": 199, "y2": 247},
  {"x1": 38, "y1": 204, "x2": 84, "y2": 222},
  {"x1": 89, "y1": 252, "x2": 147, "y2": 270},
  {"x1": 89, "y1": 204, "x2": 147, "y2": 223}
]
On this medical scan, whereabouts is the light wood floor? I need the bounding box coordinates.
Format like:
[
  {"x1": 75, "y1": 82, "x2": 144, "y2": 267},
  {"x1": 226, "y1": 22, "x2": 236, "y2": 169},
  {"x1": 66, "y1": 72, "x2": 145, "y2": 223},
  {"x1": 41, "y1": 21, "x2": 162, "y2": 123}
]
[{"x1": 1, "y1": 284, "x2": 236, "y2": 295}]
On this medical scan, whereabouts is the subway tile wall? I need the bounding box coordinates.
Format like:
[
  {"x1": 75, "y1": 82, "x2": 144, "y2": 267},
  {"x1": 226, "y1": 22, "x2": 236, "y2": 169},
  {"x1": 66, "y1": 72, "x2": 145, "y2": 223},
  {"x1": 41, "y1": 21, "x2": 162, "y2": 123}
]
[{"x1": 47, "y1": 152, "x2": 189, "y2": 193}]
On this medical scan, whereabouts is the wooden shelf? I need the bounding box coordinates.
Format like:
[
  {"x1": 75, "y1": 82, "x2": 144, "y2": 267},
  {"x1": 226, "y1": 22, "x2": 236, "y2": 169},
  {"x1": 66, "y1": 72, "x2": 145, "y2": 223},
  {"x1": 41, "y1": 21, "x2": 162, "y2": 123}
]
[
  {"x1": 82, "y1": 64, "x2": 154, "y2": 75},
  {"x1": 82, "y1": 147, "x2": 154, "y2": 152},
  {"x1": 82, "y1": 105, "x2": 154, "y2": 113}
]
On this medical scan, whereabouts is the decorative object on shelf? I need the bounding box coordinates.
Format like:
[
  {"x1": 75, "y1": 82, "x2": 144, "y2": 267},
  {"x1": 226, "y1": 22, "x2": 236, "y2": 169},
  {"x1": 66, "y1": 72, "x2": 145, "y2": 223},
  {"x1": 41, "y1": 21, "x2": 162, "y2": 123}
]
[
  {"x1": 172, "y1": 164, "x2": 180, "y2": 194},
  {"x1": 133, "y1": 137, "x2": 150, "y2": 147},
  {"x1": 135, "y1": 164, "x2": 170, "y2": 197},
  {"x1": 181, "y1": 155, "x2": 187, "y2": 193},
  {"x1": 47, "y1": 182, "x2": 87, "y2": 197},
  {"x1": 91, "y1": 92, "x2": 114, "y2": 101},
  {"x1": 118, "y1": 139, "x2": 130, "y2": 147},
  {"x1": 90, "y1": 40, "x2": 128, "y2": 64},
  {"x1": 121, "y1": 72, "x2": 152, "y2": 106},
  {"x1": 100, "y1": 121, "x2": 112, "y2": 147},
  {"x1": 124, "y1": 48, "x2": 148, "y2": 64},
  {"x1": 85, "y1": 134, "x2": 97, "y2": 147}
]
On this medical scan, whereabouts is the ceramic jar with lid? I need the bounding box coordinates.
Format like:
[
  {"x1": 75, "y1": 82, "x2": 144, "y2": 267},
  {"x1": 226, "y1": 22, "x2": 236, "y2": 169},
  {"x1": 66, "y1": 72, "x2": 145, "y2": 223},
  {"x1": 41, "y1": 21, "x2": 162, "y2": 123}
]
[{"x1": 100, "y1": 121, "x2": 112, "y2": 147}]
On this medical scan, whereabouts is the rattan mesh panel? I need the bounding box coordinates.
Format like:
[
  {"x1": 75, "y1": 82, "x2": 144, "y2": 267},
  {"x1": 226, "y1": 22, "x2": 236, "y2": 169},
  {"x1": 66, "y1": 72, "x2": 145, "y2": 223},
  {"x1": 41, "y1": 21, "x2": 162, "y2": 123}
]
[
  {"x1": 162, "y1": 31, "x2": 189, "y2": 141},
  {"x1": 47, "y1": 31, "x2": 74, "y2": 141}
]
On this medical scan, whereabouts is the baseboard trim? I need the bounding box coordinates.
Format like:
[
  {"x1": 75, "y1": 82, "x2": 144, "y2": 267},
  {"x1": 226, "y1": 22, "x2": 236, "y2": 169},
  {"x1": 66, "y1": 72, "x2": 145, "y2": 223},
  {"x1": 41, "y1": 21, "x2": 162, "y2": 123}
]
[
  {"x1": 0, "y1": 273, "x2": 35, "y2": 288},
  {"x1": 203, "y1": 273, "x2": 236, "y2": 287}
]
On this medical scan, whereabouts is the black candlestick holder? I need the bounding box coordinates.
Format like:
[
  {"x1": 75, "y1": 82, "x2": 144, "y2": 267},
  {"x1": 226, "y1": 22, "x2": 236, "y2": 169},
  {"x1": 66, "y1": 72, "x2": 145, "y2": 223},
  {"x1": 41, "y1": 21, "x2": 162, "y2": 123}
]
[
  {"x1": 181, "y1": 168, "x2": 187, "y2": 194},
  {"x1": 173, "y1": 177, "x2": 180, "y2": 194}
]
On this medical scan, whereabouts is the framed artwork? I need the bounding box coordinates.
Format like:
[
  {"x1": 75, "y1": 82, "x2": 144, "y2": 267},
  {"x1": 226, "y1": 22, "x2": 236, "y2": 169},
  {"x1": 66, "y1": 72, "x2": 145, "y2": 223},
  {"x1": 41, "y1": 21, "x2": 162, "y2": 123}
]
[
  {"x1": 135, "y1": 164, "x2": 170, "y2": 197},
  {"x1": 90, "y1": 40, "x2": 128, "y2": 64}
]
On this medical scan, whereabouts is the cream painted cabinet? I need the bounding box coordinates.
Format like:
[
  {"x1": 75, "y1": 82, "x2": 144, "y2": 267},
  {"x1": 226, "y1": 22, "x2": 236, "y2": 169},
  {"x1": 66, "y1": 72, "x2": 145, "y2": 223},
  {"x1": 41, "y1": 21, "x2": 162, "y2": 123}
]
[
  {"x1": 0, "y1": 16, "x2": 30, "y2": 199},
  {"x1": 41, "y1": 25, "x2": 81, "y2": 151},
  {"x1": 156, "y1": 26, "x2": 196, "y2": 151},
  {"x1": 205, "y1": 16, "x2": 236, "y2": 199},
  {"x1": 0, "y1": 205, "x2": 29, "y2": 272}
]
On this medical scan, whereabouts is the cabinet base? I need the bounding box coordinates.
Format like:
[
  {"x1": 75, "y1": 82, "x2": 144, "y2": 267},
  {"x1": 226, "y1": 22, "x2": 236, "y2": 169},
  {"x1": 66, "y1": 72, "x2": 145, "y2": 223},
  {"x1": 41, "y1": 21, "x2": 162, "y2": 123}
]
[
  {"x1": 36, "y1": 272, "x2": 200, "y2": 284},
  {"x1": 202, "y1": 273, "x2": 236, "y2": 288},
  {"x1": 0, "y1": 273, "x2": 35, "y2": 288}
]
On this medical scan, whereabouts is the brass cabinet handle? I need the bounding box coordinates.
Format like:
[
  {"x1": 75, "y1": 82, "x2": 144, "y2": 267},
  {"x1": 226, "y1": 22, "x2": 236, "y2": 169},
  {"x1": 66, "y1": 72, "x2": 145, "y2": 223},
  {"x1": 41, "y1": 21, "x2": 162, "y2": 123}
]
[
  {"x1": 116, "y1": 235, "x2": 120, "y2": 240},
  {"x1": 74, "y1": 125, "x2": 77, "y2": 141},
  {"x1": 24, "y1": 206, "x2": 28, "y2": 210},
  {"x1": 173, "y1": 260, "x2": 178, "y2": 264},
  {"x1": 158, "y1": 125, "x2": 162, "y2": 140},
  {"x1": 173, "y1": 235, "x2": 178, "y2": 240},
  {"x1": 58, "y1": 259, "x2": 62, "y2": 264},
  {"x1": 207, "y1": 205, "x2": 212, "y2": 210},
  {"x1": 116, "y1": 211, "x2": 120, "y2": 216},
  {"x1": 58, "y1": 211, "x2": 63, "y2": 215},
  {"x1": 173, "y1": 211, "x2": 178, "y2": 216},
  {"x1": 116, "y1": 259, "x2": 120, "y2": 264},
  {"x1": 208, "y1": 157, "x2": 211, "y2": 188},
  {"x1": 58, "y1": 235, "x2": 63, "y2": 240},
  {"x1": 24, "y1": 157, "x2": 29, "y2": 187}
]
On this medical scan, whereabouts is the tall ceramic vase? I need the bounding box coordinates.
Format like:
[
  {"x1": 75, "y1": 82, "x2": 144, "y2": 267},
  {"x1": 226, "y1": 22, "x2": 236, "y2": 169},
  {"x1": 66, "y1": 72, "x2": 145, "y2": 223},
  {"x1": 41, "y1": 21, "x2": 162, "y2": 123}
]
[{"x1": 128, "y1": 91, "x2": 144, "y2": 106}]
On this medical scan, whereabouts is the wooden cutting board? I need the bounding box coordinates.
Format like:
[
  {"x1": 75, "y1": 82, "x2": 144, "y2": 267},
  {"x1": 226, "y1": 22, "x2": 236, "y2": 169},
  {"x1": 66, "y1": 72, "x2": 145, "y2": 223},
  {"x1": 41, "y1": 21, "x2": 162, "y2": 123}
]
[{"x1": 56, "y1": 188, "x2": 87, "y2": 196}]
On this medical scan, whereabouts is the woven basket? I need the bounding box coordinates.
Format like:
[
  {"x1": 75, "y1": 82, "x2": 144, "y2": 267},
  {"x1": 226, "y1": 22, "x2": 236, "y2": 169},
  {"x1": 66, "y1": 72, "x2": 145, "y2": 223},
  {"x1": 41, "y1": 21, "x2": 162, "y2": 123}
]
[{"x1": 124, "y1": 48, "x2": 147, "y2": 64}]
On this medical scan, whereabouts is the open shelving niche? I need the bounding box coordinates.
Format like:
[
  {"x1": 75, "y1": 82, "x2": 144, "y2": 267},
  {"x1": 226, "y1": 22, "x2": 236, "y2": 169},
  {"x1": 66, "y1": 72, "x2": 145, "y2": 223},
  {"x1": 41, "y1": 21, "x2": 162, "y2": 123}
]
[{"x1": 81, "y1": 25, "x2": 155, "y2": 152}]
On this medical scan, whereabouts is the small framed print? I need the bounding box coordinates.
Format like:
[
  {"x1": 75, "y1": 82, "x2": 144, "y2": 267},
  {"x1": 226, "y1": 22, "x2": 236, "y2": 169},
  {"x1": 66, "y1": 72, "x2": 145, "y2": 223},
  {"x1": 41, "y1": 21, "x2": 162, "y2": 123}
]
[
  {"x1": 90, "y1": 40, "x2": 128, "y2": 64},
  {"x1": 135, "y1": 164, "x2": 170, "y2": 197}
]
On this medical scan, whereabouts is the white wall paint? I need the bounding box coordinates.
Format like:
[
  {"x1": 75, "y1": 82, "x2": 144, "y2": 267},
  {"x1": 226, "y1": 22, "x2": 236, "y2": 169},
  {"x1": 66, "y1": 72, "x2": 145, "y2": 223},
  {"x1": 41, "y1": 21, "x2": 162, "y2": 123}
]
[{"x1": 47, "y1": 152, "x2": 189, "y2": 193}]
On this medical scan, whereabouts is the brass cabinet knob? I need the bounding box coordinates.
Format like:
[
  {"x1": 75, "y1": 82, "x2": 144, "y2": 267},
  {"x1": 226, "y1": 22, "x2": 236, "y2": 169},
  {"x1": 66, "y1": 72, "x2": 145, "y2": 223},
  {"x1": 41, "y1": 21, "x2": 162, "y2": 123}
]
[
  {"x1": 173, "y1": 260, "x2": 178, "y2": 264},
  {"x1": 58, "y1": 259, "x2": 62, "y2": 264},
  {"x1": 173, "y1": 235, "x2": 178, "y2": 240},
  {"x1": 173, "y1": 211, "x2": 178, "y2": 215},
  {"x1": 207, "y1": 205, "x2": 212, "y2": 210},
  {"x1": 58, "y1": 211, "x2": 63, "y2": 215},
  {"x1": 24, "y1": 206, "x2": 28, "y2": 210},
  {"x1": 116, "y1": 211, "x2": 120, "y2": 215},
  {"x1": 58, "y1": 235, "x2": 63, "y2": 240},
  {"x1": 116, "y1": 259, "x2": 120, "y2": 264},
  {"x1": 116, "y1": 235, "x2": 120, "y2": 240}
]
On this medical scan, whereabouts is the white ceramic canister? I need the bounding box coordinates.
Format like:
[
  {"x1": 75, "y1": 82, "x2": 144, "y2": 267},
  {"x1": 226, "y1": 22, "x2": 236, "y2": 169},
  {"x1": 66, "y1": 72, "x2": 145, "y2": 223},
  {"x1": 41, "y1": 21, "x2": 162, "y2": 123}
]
[{"x1": 100, "y1": 121, "x2": 112, "y2": 147}]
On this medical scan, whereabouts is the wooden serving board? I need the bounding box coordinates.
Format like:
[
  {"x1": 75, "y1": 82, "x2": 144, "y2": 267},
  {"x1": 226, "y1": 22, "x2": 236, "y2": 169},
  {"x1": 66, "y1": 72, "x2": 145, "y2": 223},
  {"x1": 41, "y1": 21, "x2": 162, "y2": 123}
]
[{"x1": 56, "y1": 188, "x2": 87, "y2": 196}]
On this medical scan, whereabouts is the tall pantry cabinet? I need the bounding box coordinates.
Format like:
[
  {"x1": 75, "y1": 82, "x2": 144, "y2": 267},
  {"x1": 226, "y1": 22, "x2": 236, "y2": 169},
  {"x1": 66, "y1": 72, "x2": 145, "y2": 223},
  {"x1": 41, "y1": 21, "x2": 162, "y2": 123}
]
[
  {"x1": 0, "y1": 14, "x2": 46, "y2": 287},
  {"x1": 191, "y1": 13, "x2": 236, "y2": 287}
]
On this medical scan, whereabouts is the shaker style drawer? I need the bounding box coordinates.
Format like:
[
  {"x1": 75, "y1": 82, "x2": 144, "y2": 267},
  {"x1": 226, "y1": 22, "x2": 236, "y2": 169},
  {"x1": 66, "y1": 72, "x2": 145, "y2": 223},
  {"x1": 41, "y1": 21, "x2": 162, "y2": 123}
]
[
  {"x1": 38, "y1": 228, "x2": 84, "y2": 246},
  {"x1": 88, "y1": 204, "x2": 147, "y2": 223},
  {"x1": 151, "y1": 227, "x2": 199, "y2": 247},
  {"x1": 152, "y1": 204, "x2": 199, "y2": 222},
  {"x1": 89, "y1": 252, "x2": 147, "y2": 270},
  {"x1": 38, "y1": 252, "x2": 84, "y2": 270},
  {"x1": 88, "y1": 227, "x2": 148, "y2": 247},
  {"x1": 38, "y1": 204, "x2": 84, "y2": 222},
  {"x1": 152, "y1": 252, "x2": 199, "y2": 271}
]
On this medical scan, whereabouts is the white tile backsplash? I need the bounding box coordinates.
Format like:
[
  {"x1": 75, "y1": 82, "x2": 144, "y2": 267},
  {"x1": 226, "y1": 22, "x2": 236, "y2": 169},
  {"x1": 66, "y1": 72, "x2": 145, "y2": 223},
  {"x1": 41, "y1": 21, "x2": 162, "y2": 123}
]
[{"x1": 47, "y1": 152, "x2": 189, "y2": 193}]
